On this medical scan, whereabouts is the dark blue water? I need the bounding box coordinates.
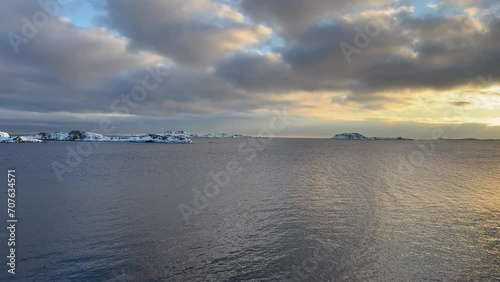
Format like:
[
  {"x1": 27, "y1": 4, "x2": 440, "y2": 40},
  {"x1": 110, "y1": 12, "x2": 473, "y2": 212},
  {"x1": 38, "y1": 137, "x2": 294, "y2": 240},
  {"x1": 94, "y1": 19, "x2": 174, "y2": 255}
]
[{"x1": 0, "y1": 139, "x2": 498, "y2": 281}]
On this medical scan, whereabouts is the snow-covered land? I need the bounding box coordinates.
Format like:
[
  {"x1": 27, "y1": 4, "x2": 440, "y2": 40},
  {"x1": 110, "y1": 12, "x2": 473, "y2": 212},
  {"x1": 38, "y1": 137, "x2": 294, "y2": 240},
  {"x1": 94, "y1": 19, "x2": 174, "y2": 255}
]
[
  {"x1": 30, "y1": 131, "x2": 112, "y2": 142},
  {"x1": 29, "y1": 130, "x2": 193, "y2": 143},
  {"x1": 0, "y1": 129, "x2": 256, "y2": 144},
  {"x1": 1, "y1": 130, "x2": 192, "y2": 144},
  {"x1": 333, "y1": 133, "x2": 412, "y2": 140},
  {"x1": 0, "y1": 132, "x2": 43, "y2": 143},
  {"x1": 107, "y1": 134, "x2": 192, "y2": 143}
]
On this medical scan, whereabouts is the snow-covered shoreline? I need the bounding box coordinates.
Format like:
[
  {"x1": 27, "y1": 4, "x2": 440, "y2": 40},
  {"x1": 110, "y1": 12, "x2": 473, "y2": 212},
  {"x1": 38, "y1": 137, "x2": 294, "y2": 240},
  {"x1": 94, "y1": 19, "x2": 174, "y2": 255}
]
[
  {"x1": 0, "y1": 130, "x2": 255, "y2": 143},
  {"x1": 0, "y1": 131, "x2": 44, "y2": 143},
  {"x1": 0, "y1": 130, "x2": 193, "y2": 144}
]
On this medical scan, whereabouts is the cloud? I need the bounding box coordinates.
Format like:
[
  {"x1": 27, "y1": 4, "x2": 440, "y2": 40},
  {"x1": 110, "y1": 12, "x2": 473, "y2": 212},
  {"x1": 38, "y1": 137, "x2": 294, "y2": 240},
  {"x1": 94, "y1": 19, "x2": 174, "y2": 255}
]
[
  {"x1": 239, "y1": 0, "x2": 398, "y2": 35},
  {"x1": 102, "y1": 0, "x2": 272, "y2": 67},
  {"x1": 209, "y1": 6, "x2": 500, "y2": 112},
  {"x1": 217, "y1": 52, "x2": 303, "y2": 92},
  {"x1": 215, "y1": 4, "x2": 245, "y2": 22},
  {"x1": 439, "y1": 0, "x2": 499, "y2": 8},
  {"x1": 0, "y1": 0, "x2": 163, "y2": 84},
  {"x1": 276, "y1": 12, "x2": 499, "y2": 94},
  {"x1": 429, "y1": 0, "x2": 500, "y2": 18}
]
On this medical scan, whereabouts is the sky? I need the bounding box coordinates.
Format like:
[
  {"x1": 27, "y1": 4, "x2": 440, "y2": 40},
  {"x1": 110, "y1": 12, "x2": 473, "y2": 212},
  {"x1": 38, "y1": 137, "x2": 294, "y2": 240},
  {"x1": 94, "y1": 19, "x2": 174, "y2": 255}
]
[{"x1": 1, "y1": 0, "x2": 500, "y2": 138}]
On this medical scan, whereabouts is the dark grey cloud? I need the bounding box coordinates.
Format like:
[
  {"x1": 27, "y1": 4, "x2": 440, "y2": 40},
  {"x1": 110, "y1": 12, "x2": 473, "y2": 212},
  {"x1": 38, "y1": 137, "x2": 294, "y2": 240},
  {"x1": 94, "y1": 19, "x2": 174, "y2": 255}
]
[
  {"x1": 0, "y1": 63, "x2": 284, "y2": 117},
  {"x1": 102, "y1": 0, "x2": 271, "y2": 67},
  {"x1": 216, "y1": 52, "x2": 314, "y2": 92},
  {"x1": 240, "y1": 0, "x2": 398, "y2": 35},
  {"x1": 119, "y1": 67, "x2": 286, "y2": 116},
  {"x1": 352, "y1": 16, "x2": 500, "y2": 91}
]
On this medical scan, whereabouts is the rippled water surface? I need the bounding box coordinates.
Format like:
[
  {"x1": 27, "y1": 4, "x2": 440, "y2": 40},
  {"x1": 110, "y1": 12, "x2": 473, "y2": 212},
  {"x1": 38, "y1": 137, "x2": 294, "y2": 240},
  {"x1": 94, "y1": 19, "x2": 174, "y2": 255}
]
[{"x1": 0, "y1": 139, "x2": 499, "y2": 281}]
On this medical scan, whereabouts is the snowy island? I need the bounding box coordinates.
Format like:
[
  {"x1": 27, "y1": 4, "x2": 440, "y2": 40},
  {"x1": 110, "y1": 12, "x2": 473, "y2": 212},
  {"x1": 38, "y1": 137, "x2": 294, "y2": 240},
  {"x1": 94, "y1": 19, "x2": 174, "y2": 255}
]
[
  {"x1": 0, "y1": 130, "x2": 253, "y2": 144},
  {"x1": 0, "y1": 132, "x2": 43, "y2": 143},
  {"x1": 333, "y1": 133, "x2": 413, "y2": 140}
]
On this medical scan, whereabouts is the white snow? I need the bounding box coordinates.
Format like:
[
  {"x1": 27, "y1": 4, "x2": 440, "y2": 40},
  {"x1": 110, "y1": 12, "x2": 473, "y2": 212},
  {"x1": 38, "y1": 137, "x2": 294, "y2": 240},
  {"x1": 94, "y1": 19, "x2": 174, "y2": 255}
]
[
  {"x1": 0, "y1": 131, "x2": 44, "y2": 143},
  {"x1": 81, "y1": 132, "x2": 111, "y2": 141},
  {"x1": 30, "y1": 132, "x2": 69, "y2": 141},
  {"x1": 0, "y1": 136, "x2": 43, "y2": 143},
  {"x1": 21, "y1": 136, "x2": 43, "y2": 142},
  {"x1": 108, "y1": 134, "x2": 192, "y2": 143}
]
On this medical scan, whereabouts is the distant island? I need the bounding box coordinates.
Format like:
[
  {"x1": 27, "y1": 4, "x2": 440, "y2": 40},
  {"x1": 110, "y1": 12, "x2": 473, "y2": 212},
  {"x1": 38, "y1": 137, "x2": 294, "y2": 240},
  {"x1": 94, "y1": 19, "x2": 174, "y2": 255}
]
[
  {"x1": 0, "y1": 130, "x2": 253, "y2": 144},
  {"x1": 333, "y1": 133, "x2": 413, "y2": 140}
]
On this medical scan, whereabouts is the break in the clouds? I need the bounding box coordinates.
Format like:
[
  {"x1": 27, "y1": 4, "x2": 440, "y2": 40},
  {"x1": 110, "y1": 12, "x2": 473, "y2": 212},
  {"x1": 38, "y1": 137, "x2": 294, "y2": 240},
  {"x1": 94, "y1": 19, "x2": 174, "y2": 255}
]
[{"x1": 0, "y1": 0, "x2": 499, "y2": 138}]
